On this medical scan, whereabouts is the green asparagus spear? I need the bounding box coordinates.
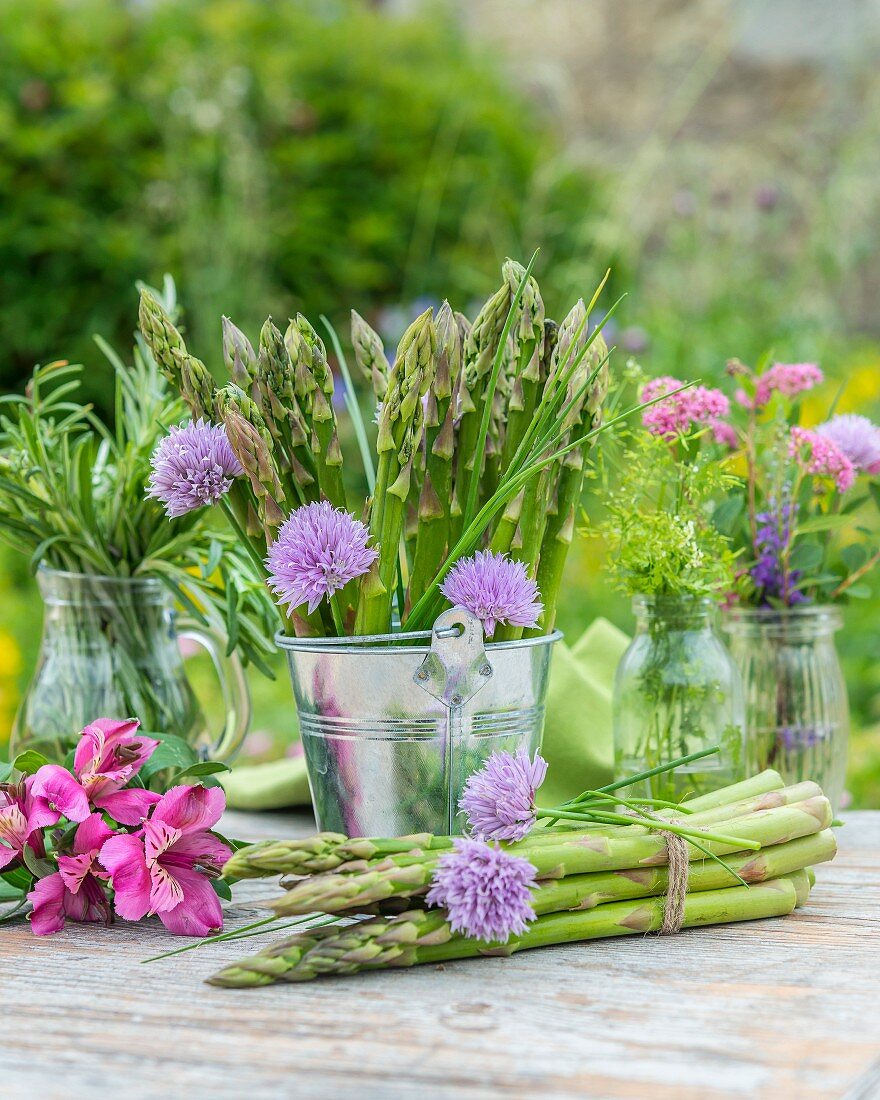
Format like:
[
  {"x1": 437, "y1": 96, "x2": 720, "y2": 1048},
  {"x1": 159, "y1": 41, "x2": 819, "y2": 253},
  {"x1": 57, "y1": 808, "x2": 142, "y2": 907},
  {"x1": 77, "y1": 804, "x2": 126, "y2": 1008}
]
[
  {"x1": 355, "y1": 308, "x2": 436, "y2": 635},
  {"x1": 138, "y1": 290, "x2": 215, "y2": 419},
  {"x1": 254, "y1": 318, "x2": 316, "y2": 506},
  {"x1": 528, "y1": 323, "x2": 610, "y2": 634},
  {"x1": 350, "y1": 310, "x2": 390, "y2": 403},
  {"x1": 286, "y1": 315, "x2": 347, "y2": 509},
  {"x1": 221, "y1": 316, "x2": 258, "y2": 390},
  {"x1": 208, "y1": 871, "x2": 810, "y2": 986},
  {"x1": 407, "y1": 300, "x2": 462, "y2": 608},
  {"x1": 266, "y1": 797, "x2": 832, "y2": 917},
  {"x1": 214, "y1": 384, "x2": 286, "y2": 534}
]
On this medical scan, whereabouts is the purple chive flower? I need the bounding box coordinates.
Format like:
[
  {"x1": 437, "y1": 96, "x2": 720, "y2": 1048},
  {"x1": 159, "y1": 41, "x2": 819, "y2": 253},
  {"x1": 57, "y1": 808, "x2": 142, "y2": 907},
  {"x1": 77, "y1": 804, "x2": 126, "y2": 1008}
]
[
  {"x1": 440, "y1": 551, "x2": 542, "y2": 637},
  {"x1": 816, "y1": 414, "x2": 880, "y2": 475},
  {"x1": 459, "y1": 749, "x2": 547, "y2": 841},
  {"x1": 750, "y1": 484, "x2": 808, "y2": 607},
  {"x1": 266, "y1": 501, "x2": 378, "y2": 615},
  {"x1": 147, "y1": 418, "x2": 243, "y2": 518},
  {"x1": 426, "y1": 838, "x2": 537, "y2": 943}
]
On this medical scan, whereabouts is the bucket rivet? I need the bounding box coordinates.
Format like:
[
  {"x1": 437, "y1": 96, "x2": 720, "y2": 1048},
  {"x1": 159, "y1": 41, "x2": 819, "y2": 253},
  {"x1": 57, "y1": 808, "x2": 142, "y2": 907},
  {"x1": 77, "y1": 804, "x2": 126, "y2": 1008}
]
[
  {"x1": 416, "y1": 669, "x2": 429, "y2": 681},
  {"x1": 480, "y1": 664, "x2": 492, "y2": 676},
  {"x1": 451, "y1": 693, "x2": 463, "y2": 706}
]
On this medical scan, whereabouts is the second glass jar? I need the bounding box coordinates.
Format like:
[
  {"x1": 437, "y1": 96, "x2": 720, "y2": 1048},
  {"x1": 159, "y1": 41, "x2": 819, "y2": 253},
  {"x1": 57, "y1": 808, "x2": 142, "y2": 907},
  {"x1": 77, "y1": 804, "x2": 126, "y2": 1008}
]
[{"x1": 613, "y1": 595, "x2": 746, "y2": 802}]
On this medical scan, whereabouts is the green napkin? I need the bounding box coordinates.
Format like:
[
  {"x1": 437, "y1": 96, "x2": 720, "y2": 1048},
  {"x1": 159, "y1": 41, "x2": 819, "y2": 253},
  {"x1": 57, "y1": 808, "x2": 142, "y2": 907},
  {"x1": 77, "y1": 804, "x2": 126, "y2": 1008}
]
[{"x1": 220, "y1": 616, "x2": 629, "y2": 812}]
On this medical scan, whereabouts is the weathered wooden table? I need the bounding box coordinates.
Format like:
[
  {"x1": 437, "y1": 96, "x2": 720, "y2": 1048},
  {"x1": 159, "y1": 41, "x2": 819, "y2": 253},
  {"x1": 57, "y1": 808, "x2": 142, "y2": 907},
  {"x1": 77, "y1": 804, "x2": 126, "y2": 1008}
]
[{"x1": 3, "y1": 810, "x2": 879, "y2": 1099}]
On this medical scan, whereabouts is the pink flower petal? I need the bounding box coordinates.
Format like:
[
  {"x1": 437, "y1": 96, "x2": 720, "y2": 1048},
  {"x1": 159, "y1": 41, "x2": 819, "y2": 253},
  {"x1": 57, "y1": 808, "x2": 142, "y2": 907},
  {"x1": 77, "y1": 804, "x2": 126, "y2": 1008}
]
[
  {"x1": 30, "y1": 766, "x2": 90, "y2": 823},
  {"x1": 0, "y1": 844, "x2": 19, "y2": 871},
  {"x1": 148, "y1": 861, "x2": 186, "y2": 914},
  {"x1": 75, "y1": 717, "x2": 158, "y2": 796},
  {"x1": 0, "y1": 804, "x2": 30, "y2": 854},
  {"x1": 90, "y1": 717, "x2": 142, "y2": 740},
  {"x1": 28, "y1": 869, "x2": 109, "y2": 933},
  {"x1": 99, "y1": 833, "x2": 151, "y2": 921},
  {"x1": 75, "y1": 717, "x2": 142, "y2": 773},
  {"x1": 152, "y1": 785, "x2": 226, "y2": 834},
  {"x1": 94, "y1": 787, "x2": 161, "y2": 826},
  {"x1": 73, "y1": 722, "x2": 107, "y2": 775},
  {"x1": 27, "y1": 873, "x2": 69, "y2": 936},
  {"x1": 73, "y1": 812, "x2": 115, "y2": 856},
  {"x1": 66, "y1": 874, "x2": 112, "y2": 925},
  {"x1": 58, "y1": 852, "x2": 95, "y2": 895},
  {"x1": 160, "y1": 830, "x2": 233, "y2": 873},
  {"x1": 142, "y1": 818, "x2": 183, "y2": 863},
  {"x1": 156, "y1": 867, "x2": 224, "y2": 937},
  {"x1": 19, "y1": 774, "x2": 62, "y2": 832}
]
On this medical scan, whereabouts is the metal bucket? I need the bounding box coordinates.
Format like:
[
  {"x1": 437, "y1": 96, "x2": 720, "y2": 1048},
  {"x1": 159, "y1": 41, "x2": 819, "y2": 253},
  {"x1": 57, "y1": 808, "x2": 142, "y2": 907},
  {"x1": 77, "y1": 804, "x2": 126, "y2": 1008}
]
[{"x1": 276, "y1": 607, "x2": 561, "y2": 836}]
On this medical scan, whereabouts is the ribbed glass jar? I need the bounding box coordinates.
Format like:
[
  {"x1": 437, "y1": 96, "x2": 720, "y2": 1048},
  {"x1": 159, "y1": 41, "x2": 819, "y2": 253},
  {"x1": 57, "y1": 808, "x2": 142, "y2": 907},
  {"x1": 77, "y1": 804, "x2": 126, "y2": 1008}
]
[
  {"x1": 11, "y1": 568, "x2": 249, "y2": 763},
  {"x1": 613, "y1": 595, "x2": 746, "y2": 802},
  {"x1": 722, "y1": 605, "x2": 849, "y2": 811}
]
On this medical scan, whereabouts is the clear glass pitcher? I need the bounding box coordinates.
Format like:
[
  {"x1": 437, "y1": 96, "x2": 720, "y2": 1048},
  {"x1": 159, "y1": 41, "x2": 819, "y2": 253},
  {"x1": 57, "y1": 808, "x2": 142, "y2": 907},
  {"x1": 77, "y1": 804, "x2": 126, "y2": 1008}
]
[
  {"x1": 613, "y1": 595, "x2": 746, "y2": 802},
  {"x1": 722, "y1": 605, "x2": 849, "y2": 811},
  {"x1": 10, "y1": 568, "x2": 250, "y2": 763}
]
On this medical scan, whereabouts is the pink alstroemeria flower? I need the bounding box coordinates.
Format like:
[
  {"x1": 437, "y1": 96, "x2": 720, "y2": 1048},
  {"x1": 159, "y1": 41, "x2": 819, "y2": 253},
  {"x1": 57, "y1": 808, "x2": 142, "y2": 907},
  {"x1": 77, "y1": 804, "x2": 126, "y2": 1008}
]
[
  {"x1": 72, "y1": 717, "x2": 161, "y2": 825},
  {"x1": 101, "y1": 785, "x2": 232, "y2": 937},
  {"x1": 0, "y1": 776, "x2": 56, "y2": 870},
  {"x1": 27, "y1": 813, "x2": 114, "y2": 936},
  {"x1": 31, "y1": 718, "x2": 161, "y2": 826}
]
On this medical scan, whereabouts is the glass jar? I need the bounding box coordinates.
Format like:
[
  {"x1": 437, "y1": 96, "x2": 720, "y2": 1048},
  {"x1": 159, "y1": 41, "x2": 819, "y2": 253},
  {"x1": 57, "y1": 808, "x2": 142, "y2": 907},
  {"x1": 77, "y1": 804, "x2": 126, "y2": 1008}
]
[
  {"x1": 721, "y1": 606, "x2": 848, "y2": 811},
  {"x1": 613, "y1": 595, "x2": 745, "y2": 802},
  {"x1": 11, "y1": 568, "x2": 250, "y2": 763}
]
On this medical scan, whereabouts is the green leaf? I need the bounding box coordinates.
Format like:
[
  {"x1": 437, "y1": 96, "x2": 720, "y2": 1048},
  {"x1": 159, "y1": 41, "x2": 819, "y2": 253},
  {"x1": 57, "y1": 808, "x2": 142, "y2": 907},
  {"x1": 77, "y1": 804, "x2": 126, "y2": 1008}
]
[
  {"x1": 204, "y1": 538, "x2": 224, "y2": 579},
  {"x1": 52, "y1": 821, "x2": 80, "y2": 853},
  {"x1": 0, "y1": 896, "x2": 30, "y2": 923},
  {"x1": 845, "y1": 583, "x2": 872, "y2": 599},
  {"x1": 169, "y1": 760, "x2": 231, "y2": 784},
  {"x1": 11, "y1": 750, "x2": 50, "y2": 776},
  {"x1": 0, "y1": 878, "x2": 26, "y2": 902},
  {"x1": 841, "y1": 544, "x2": 867, "y2": 572},
  {"x1": 0, "y1": 761, "x2": 13, "y2": 783},
  {"x1": 225, "y1": 580, "x2": 241, "y2": 655},
  {"x1": 798, "y1": 573, "x2": 842, "y2": 588},
  {"x1": 1, "y1": 867, "x2": 33, "y2": 893},
  {"x1": 22, "y1": 847, "x2": 55, "y2": 879},
  {"x1": 869, "y1": 482, "x2": 880, "y2": 512},
  {"x1": 138, "y1": 733, "x2": 199, "y2": 780},
  {"x1": 211, "y1": 878, "x2": 233, "y2": 901},
  {"x1": 712, "y1": 494, "x2": 745, "y2": 536},
  {"x1": 841, "y1": 493, "x2": 869, "y2": 515},
  {"x1": 796, "y1": 513, "x2": 854, "y2": 535},
  {"x1": 789, "y1": 540, "x2": 823, "y2": 573}
]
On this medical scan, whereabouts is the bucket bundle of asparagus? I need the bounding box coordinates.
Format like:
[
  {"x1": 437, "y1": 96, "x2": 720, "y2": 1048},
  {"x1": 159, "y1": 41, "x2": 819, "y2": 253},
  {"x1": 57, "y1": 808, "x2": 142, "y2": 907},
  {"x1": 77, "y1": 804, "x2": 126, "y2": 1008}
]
[
  {"x1": 139, "y1": 257, "x2": 625, "y2": 639},
  {"x1": 208, "y1": 764, "x2": 836, "y2": 988}
]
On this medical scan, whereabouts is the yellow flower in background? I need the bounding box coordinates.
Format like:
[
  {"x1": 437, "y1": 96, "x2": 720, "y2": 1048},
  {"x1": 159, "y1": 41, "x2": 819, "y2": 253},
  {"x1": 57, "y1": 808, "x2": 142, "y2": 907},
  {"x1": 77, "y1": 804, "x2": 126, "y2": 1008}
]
[
  {"x1": 838, "y1": 359, "x2": 880, "y2": 412},
  {"x1": 0, "y1": 629, "x2": 22, "y2": 752},
  {"x1": 801, "y1": 356, "x2": 880, "y2": 428},
  {"x1": 0, "y1": 631, "x2": 23, "y2": 679}
]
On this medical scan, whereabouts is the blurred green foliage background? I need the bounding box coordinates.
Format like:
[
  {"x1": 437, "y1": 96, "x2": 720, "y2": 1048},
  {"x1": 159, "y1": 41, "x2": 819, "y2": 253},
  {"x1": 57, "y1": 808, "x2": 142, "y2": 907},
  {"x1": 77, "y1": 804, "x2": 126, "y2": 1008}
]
[{"x1": 0, "y1": 0, "x2": 877, "y2": 802}]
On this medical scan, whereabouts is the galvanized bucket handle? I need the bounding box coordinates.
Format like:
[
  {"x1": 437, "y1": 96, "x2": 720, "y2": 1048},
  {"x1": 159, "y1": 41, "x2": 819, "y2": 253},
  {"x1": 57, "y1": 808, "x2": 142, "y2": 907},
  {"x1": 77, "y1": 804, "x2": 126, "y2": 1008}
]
[
  {"x1": 412, "y1": 607, "x2": 493, "y2": 707},
  {"x1": 412, "y1": 607, "x2": 493, "y2": 832}
]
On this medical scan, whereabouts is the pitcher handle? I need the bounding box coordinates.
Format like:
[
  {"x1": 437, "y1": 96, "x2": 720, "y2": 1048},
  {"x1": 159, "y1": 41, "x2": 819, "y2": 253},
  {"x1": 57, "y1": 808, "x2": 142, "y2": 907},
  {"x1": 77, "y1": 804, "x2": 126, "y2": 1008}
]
[{"x1": 176, "y1": 618, "x2": 251, "y2": 762}]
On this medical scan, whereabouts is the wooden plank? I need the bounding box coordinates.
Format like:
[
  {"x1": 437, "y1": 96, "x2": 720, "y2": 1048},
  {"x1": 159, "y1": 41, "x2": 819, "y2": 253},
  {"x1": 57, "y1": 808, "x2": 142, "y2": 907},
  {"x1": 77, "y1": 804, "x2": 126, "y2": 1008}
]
[{"x1": 2, "y1": 812, "x2": 878, "y2": 1100}]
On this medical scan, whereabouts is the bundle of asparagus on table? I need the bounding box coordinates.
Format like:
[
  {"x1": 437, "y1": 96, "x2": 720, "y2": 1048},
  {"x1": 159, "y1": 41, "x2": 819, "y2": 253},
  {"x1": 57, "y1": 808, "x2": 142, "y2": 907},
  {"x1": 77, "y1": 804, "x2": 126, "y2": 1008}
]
[
  {"x1": 208, "y1": 758, "x2": 837, "y2": 987},
  {"x1": 139, "y1": 256, "x2": 633, "y2": 639}
]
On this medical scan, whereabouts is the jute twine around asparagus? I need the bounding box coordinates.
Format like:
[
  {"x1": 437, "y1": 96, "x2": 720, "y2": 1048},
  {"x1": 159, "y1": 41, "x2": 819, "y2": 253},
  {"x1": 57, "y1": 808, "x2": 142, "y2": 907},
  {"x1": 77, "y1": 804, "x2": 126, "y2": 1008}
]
[{"x1": 626, "y1": 809, "x2": 688, "y2": 934}]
